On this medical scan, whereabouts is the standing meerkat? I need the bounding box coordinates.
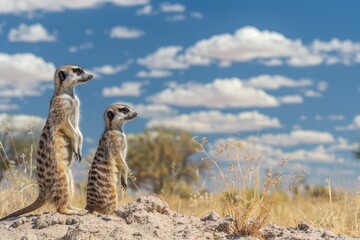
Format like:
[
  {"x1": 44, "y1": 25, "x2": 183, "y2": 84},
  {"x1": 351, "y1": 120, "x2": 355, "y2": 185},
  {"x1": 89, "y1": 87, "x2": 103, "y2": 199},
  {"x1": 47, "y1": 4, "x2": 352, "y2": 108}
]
[
  {"x1": 1, "y1": 65, "x2": 93, "y2": 220},
  {"x1": 86, "y1": 103, "x2": 137, "y2": 215}
]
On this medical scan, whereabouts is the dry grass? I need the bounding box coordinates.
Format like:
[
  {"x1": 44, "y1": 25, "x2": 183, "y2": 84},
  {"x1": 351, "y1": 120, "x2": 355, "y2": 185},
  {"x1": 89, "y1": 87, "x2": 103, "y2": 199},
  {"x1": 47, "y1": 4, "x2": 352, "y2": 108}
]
[{"x1": 0, "y1": 133, "x2": 360, "y2": 237}]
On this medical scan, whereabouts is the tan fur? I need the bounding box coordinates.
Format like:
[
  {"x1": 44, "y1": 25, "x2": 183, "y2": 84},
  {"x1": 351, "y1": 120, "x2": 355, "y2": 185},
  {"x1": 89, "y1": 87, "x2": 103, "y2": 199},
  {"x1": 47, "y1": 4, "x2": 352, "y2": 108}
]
[
  {"x1": 1, "y1": 65, "x2": 93, "y2": 220},
  {"x1": 86, "y1": 103, "x2": 137, "y2": 215}
]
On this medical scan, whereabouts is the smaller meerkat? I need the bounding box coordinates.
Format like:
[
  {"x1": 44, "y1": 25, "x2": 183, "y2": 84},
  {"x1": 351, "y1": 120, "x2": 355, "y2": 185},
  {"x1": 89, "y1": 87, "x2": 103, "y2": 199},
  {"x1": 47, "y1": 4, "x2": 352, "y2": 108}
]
[{"x1": 86, "y1": 103, "x2": 137, "y2": 215}]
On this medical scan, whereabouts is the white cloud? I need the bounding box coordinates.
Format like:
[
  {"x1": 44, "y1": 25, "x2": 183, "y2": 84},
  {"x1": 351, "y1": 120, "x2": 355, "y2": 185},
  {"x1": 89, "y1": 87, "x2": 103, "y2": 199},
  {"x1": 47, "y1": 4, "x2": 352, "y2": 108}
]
[
  {"x1": 328, "y1": 137, "x2": 357, "y2": 151},
  {"x1": 260, "y1": 58, "x2": 283, "y2": 66},
  {"x1": 217, "y1": 135, "x2": 352, "y2": 164},
  {"x1": 102, "y1": 81, "x2": 144, "y2": 97},
  {"x1": 278, "y1": 95, "x2": 303, "y2": 104},
  {"x1": 186, "y1": 26, "x2": 323, "y2": 67},
  {"x1": 0, "y1": 113, "x2": 45, "y2": 131},
  {"x1": 160, "y1": 2, "x2": 185, "y2": 12},
  {"x1": 85, "y1": 28, "x2": 93, "y2": 36},
  {"x1": 0, "y1": 52, "x2": 55, "y2": 98},
  {"x1": 8, "y1": 23, "x2": 56, "y2": 42},
  {"x1": 166, "y1": 14, "x2": 186, "y2": 22},
  {"x1": 286, "y1": 145, "x2": 336, "y2": 163},
  {"x1": 129, "y1": 103, "x2": 177, "y2": 119},
  {"x1": 327, "y1": 115, "x2": 345, "y2": 121},
  {"x1": 148, "y1": 77, "x2": 280, "y2": 108},
  {"x1": 69, "y1": 42, "x2": 93, "y2": 53},
  {"x1": 138, "y1": 26, "x2": 360, "y2": 70},
  {"x1": 318, "y1": 81, "x2": 328, "y2": 91},
  {"x1": 137, "y1": 46, "x2": 211, "y2": 70},
  {"x1": 336, "y1": 115, "x2": 360, "y2": 131},
  {"x1": 0, "y1": 0, "x2": 149, "y2": 14},
  {"x1": 92, "y1": 62, "x2": 129, "y2": 75},
  {"x1": 190, "y1": 12, "x2": 203, "y2": 19},
  {"x1": 136, "y1": 4, "x2": 153, "y2": 15},
  {"x1": 246, "y1": 75, "x2": 313, "y2": 90},
  {"x1": 248, "y1": 130, "x2": 335, "y2": 147},
  {"x1": 147, "y1": 110, "x2": 281, "y2": 133},
  {"x1": 109, "y1": 26, "x2": 144, "y2": 39},
  {"x1": 0, "y1": 99, "x2": 18, "y2": 111},
  {"x1": 304, "y1": 90, "x2": 322, "y2": 97},
  {"x1": 136, "y1": 69, "x2": 172, "y2": 78}
]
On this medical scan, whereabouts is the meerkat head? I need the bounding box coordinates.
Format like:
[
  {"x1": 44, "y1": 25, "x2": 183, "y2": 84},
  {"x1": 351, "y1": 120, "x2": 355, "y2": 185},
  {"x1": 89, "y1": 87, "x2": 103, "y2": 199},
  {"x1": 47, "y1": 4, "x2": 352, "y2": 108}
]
[
  {"x1": 104, "y1": 103, "x2": 138, "y2": 131},
  {"x1": 54, "y1": 65, "x2": 93, "y2": 92}
]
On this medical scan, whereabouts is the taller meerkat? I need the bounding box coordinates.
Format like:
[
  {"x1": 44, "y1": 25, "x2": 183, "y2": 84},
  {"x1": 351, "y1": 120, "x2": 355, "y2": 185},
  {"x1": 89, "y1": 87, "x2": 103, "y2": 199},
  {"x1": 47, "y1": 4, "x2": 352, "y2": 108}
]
[
  {"x1": 86, "y1": 103, "x2": 137, "y2": 215},
  {"x1": 1, "y1": 65, "x2": 93, "y2": 220}
]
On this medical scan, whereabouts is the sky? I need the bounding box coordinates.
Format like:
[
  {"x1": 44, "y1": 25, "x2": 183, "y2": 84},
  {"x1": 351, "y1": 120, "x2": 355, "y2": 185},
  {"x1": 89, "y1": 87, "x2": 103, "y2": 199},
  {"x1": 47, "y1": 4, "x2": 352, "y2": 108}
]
[{"x1": 1, "y1": 0, "x2": 360, "y2": 188}]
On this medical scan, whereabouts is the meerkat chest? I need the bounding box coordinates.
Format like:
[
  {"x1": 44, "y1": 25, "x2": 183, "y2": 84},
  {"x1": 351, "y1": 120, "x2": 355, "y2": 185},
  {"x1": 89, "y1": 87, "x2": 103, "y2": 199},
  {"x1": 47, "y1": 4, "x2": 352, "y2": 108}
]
[{"x1": 119, "y1": 133, "x2": 127, "y2": 160}]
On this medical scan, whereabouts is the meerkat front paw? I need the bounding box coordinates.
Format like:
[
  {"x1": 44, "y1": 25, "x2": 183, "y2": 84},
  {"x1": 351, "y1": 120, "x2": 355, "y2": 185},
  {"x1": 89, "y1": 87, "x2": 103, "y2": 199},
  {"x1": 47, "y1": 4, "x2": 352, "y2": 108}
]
[
  {"x1": 120, "y1": 176, "x2": 128, "y2": 192},
  {"x1": 73, "y1": 151, "x2": 82, "y2": 162}
]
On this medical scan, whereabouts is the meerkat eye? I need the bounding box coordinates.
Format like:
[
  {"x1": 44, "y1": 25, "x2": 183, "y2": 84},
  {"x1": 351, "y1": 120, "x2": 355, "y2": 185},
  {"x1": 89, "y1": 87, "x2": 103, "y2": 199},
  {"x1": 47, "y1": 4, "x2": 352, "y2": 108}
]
[
  {"x1": 75, "y1": 68, "x2": 83, "y2": 75},
  {"x1": 119, "y1": 108, "x2": 129, "y2": 114}
]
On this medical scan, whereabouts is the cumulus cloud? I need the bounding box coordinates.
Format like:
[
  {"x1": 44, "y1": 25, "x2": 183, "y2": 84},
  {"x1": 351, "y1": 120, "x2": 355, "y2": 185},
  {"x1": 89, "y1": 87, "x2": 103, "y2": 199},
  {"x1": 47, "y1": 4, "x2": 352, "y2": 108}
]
[
  {"x1": 8, "y1": 23, "x2": 56, "y2": 42},
  {"x1": 136, "y1": 69, "x2": 172, "y2": 78},
  {"x1": 0, "y1": 0, "x2": 149, "y2": 14},
  {"x1": 278, "y1": 95, "x2": 303, "y2": 104},
  {"x1": 102, "y1": 81, "x2": 144, "y2": 97},
  {"x1": 248, "y1": 130, "x2": 335, "y2": 147},
  {"x1": 190, "y1": 12, "x2": 203, "y2": 19},
  {"x1": 148, "y1": 78, "x2": 280, "y2": 108},
  {"x1": 166, "y1": 14, "x2": 186, "y2": 22},
  {"x1": 304, "y1": 90, "x2": 322, "y2": 97},
  {"x1": 246, "y1": 75, "x2": 313, "y2": 90},
  {"x1": 160, "y1": 2, "x2": 185, "y2": 12},
  {"x1": 137, "y1": 46, "x2": 211, "y2": 70},
  {"x1": 109, "y1": 26, "x2": 144, "y2": 39},
  {"x1": 336, "y1": 115, "x2": 360, "y2": 131},
  {"x1": 286, "y1": 145, "x2": 336, "y2": 163},
  {"x1": 0, "y1": 52, "x2": 55, "y2": 98},
  {"x1": 69, "y1": 42, "x2": 93, "y2": 53},
  {"x1": 129, "y1": 103, "x2": 177, "y2": 118},
  {"x1": 136, "y1": 4, "x2": 153, "y2": 15},
  {"x1": 327, "y1": 115, "x2": 345, "y2": 121},
  {"x1": 92, "y1": 62, "x2": 129, "y2": 75},
  {"x1": 0, "y1": 99, "x2": 18, "y2": 111},
  {"x1": 138, "y1": 26, "x2": 360, "y2": 70},
  {"x1": 328, "y1": 137, "x2": 357, "y2": 151},
  {"x1": 186, "y1": 26, "x2": 323, "y2": 67},
  {"x1": 147, "y1": 110, "x2": 281, "y2": 133},
  {"x1": 0, "y1": 113, "x2": 45, "y2": 131}
]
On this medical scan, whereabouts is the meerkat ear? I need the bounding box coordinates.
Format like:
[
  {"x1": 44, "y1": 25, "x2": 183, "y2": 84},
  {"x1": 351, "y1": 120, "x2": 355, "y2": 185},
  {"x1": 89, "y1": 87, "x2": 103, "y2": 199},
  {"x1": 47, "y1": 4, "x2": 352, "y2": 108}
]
[
  {"x1": 59, "y1": 71, "x2": 66, "y2": 81},
  {"x1": 107, "y1": 111, "x2": 114, "y2": 121}
]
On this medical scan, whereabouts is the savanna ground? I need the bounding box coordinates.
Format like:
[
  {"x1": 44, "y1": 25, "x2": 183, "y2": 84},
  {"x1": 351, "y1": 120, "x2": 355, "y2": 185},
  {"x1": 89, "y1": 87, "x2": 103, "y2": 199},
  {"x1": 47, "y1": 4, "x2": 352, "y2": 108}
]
[{"x1": 0, "y1": 125, "x2": 359, "y2": 238}]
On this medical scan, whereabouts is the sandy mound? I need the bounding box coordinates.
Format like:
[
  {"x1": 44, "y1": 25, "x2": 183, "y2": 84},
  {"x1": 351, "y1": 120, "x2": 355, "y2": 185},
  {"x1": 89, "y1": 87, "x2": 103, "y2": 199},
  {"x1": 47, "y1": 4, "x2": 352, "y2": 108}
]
[{"x1": 0, "y1": 196, "x2": 354, "y2": 240}]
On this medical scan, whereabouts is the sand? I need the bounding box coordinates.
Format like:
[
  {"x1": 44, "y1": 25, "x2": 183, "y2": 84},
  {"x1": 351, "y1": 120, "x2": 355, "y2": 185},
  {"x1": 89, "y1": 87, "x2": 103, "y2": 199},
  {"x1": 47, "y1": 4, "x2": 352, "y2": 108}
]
[{"x1": 0, "y1": 196, "x2": 355, "y2": 240}]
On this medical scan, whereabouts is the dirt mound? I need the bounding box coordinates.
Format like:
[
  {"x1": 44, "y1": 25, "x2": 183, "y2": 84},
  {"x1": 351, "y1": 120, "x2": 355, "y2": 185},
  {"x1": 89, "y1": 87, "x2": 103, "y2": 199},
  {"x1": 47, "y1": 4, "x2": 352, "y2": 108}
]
[{"x1": 0, "y1": 196, "x2": 354, "y2": 239}]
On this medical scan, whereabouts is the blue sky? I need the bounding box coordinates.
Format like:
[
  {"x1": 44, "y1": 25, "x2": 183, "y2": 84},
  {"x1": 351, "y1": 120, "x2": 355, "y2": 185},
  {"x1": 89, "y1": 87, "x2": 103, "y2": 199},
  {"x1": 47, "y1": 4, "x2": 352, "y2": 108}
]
[{"x1": 1, "y1": 0, "x2": 360, "y2": 187}]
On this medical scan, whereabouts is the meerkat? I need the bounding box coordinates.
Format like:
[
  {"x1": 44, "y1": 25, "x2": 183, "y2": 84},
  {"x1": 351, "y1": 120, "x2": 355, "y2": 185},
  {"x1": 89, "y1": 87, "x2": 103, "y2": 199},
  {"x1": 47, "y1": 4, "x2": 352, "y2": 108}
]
[
  {"x1": 85, "y1": 103, "x2": 137, "y2": 215},
  {"x1": 1, "y1": 65, "x2": 93, "y2": 220}
]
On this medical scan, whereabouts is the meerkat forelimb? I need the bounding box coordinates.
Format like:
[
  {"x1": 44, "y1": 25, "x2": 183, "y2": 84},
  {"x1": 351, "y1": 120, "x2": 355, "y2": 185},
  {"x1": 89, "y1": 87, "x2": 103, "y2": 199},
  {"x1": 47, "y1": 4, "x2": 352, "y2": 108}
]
[
  {"x1": 0, "y1": 65, "x2": 93, "y2": 220},
  {"x1": 85, "y1": 103, "x2": 137, "y2": 215}
]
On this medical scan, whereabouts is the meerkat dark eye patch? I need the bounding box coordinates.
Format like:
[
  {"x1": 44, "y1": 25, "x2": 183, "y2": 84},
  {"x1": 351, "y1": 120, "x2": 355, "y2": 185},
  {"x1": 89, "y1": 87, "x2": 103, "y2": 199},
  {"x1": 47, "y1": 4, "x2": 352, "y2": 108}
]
[
  {"x1": 107, "y1": 111, "x2": 114, "y2": 121},
  {"x1": 59, "y1": 71, "x2": 66, "y2": 81},
  {"x1": 119, "y1": 108, "x2": 129, "y2": 114},
  {"x1": 73, "y1": 68, "x2": 83, "y2": 76}
]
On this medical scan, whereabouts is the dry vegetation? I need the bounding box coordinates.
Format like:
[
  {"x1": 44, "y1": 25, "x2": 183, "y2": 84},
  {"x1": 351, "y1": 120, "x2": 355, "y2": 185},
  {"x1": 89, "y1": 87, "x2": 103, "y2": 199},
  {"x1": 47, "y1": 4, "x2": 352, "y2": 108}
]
[{"x1": 0, "y1": 129, "x2": 360, "y2": 237}]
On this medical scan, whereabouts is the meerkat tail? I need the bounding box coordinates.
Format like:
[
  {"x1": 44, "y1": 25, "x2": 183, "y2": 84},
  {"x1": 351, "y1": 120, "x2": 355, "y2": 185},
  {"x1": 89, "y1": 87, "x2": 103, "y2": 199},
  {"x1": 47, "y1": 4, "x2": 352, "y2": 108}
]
[{"x1": 0, "y1": 195, "x2": 46, "y2": 221}]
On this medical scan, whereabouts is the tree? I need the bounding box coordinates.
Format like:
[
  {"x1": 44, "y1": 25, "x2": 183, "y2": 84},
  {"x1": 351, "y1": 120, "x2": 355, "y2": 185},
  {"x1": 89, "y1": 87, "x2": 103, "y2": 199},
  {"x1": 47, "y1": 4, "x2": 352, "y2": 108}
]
[{"x1": 126, "y1": 128, "x2": 210, "y2": 196}]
